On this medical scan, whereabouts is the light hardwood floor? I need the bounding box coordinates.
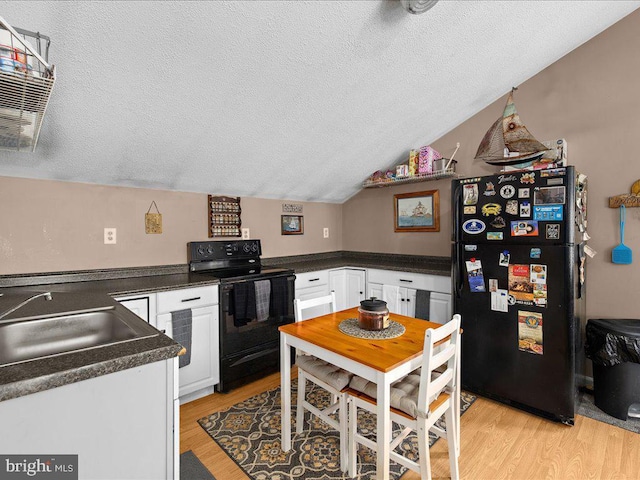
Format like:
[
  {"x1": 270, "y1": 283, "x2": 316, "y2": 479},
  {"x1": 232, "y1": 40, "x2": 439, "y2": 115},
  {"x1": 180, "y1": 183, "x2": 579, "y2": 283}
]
[{"x1": 180, "y1": 370, "x2": 640, "y2": 479}]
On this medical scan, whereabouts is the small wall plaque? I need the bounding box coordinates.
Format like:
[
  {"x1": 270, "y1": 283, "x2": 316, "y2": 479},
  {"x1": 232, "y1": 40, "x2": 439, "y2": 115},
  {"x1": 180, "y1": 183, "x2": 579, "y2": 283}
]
[
  {"x1": 145, "y1": 201, "x2": 162, "y2": 234},
  {"x1": 282, "y1": 203, "x2": 303, "y2": 213}
]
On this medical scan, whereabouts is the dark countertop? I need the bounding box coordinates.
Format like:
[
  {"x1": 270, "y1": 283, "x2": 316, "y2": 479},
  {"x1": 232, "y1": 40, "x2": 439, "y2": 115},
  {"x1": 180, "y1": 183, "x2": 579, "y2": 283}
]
[{"x1": 0, "y1": 251, "x2": 451, "y2": 402}]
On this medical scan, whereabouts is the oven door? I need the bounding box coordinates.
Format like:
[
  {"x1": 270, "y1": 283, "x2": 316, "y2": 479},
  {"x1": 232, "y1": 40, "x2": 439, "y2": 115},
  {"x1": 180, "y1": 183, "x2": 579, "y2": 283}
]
[{"x1": 219, "y1": 273, "x2": 295, "y2": 359}]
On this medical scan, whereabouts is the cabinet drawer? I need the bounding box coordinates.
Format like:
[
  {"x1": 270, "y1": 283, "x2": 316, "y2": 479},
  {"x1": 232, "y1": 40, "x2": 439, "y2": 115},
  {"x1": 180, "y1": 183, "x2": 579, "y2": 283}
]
[
  {"x1": 295, "y1": 270, "x2": 329, "y2": 289},
  {"x1": 367, "y1": 269, "x2": 451, "y2": 294},
  {"x1": 157, "y1": 286, "x2": 218, "y2": 313}
]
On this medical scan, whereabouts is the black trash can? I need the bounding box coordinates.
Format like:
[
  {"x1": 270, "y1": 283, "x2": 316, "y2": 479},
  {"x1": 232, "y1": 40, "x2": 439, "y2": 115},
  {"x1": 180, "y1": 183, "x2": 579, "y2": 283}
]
[{"x1": 585, "y1": 319, "x2": 640, "y2": 420}]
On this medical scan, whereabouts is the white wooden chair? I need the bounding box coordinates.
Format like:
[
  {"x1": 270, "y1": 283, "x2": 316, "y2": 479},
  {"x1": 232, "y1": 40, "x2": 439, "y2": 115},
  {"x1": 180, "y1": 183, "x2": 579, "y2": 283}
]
[
  {"x1": 294, "y1": 292, "x2": 352, "y2": 472},
  {"x1": 346, "y1": 314, "x2": 461, "y2": 480}
]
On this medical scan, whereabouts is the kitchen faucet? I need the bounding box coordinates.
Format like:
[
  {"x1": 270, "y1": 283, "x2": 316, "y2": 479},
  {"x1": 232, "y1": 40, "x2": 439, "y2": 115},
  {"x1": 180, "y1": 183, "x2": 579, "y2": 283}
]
[{"x1": 0, "y1": 292, "x2": 53, "y2": 322}]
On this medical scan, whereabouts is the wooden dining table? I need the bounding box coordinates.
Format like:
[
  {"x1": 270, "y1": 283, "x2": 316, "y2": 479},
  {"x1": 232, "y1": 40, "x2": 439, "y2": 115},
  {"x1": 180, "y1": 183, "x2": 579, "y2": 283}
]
[{"x1": 279, "y1": 307, "x2": 456, "y2": 480}]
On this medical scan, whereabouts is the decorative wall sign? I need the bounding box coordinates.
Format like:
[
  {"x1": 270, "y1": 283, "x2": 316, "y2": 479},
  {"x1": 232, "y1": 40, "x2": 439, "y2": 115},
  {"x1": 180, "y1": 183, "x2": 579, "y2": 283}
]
[
  {"x1": 145, "y1": 201, "x2": 162, "y2": 234},
  {"x1": 394, "y1": 190, "x2": 440, "y2": 232},
  {"x1": 282, "y1": 203, "x2": 303, "y2": 213},
  {"x1": 609, "y1": 179, "x2": 640, "y2": 208},
  {"x1": 281, "y1": 215, "x2": 304, "y2": 235}
]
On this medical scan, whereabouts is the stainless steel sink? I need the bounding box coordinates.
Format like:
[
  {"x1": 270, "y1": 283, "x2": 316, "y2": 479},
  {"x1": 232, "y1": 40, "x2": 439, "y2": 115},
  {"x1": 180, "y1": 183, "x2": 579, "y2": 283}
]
[{"x1": 0, "y1": 307, "x2": 159, "y2": 367}]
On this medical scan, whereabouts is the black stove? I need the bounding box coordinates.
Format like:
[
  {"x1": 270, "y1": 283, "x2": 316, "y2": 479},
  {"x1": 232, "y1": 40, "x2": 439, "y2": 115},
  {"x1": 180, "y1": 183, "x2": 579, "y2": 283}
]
[
  {"x1": 188, "y1": 239, "x2": 292, "y2": 282},
  {"x1": 187, "y1": 239, "x2": 296, "y2": 392}
]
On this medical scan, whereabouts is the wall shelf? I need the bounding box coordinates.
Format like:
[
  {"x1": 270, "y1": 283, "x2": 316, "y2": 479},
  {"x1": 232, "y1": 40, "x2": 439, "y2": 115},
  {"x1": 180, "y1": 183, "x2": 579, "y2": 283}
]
[
  {"x1": 362, "y1": 168, "x2": 457, "y2": 189},
  {"x1": 208, "y1": 195, "x2": 241, "y2": 237}
]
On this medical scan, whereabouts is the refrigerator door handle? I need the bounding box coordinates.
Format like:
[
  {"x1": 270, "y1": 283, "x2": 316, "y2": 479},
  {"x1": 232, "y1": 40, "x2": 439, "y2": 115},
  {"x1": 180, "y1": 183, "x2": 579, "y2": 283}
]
[{"x1": 453, "y1": 243, "x2": 464, "y2": 299}]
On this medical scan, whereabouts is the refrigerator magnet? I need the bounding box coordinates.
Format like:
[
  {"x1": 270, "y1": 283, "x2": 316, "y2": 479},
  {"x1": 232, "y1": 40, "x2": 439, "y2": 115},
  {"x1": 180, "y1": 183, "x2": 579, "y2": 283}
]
[
  {"x1": 500, "y1": 184, "x2": 515, "y2": 199},
  {"x1": 490, "y1": 216, "x2": 506, "y2": 229},
  {"x1": 463, "y1": 205, "x2": 476, "y2": 215},
  {"x1": 510, "y1": 220, "x2": 539, "y2": 237},
  {"x1": 491, "y1": 289, "x2": 509, "y2": 313},
  {"x1": 518, "y1": 311, "x2": 543, "y2": 355},
  {"x1": 462, "y1": 219, "x2": 486, "y2": 234},
  {"x1": 483, "y1": 182, "x2": 497, "y2": 196},
  {"x1": 505, "y1": 200, "x2": 519, "y2": 215},
  {"x1": 529, "y1": 248, "x2": 542, "y2": 259},
  {"x1": 519, "y1": 201, "x2": 531, "y2": 217},
  {"x1": 499, "y1": 252, "x2": 510, "y2": 267},
  {"x1": 520, "y1": 172, "x2": 535, "y2": 184},
  {"x1": 482, "y1": 203, "x2": 502, "y2": 216},
  {"x1": 487, "y1": 232, "x2": 503, "y2": 240},
  {"x1": 465, "y1": 259, "x2": 486, "y2": 292},
  {"x1": 489, "y1": 278, "x2": 498, "y2": 292},
  {"x1": 545, "y1": 224, "x2": 560, "y2": 240},
  {"x1": 508, "y1": 265, "x2": 534, "y2": 304},
  {"x1": 533, "y1": 204, "x2": 563, "y2": 221},
  {"x1": 463, "y1": 184, "x2": 479, "y2": 205},
  {"x1": 533, "y1": 186, "x2": 566, "y2": 205},
  {"x1": 518, "y1": 188, "x2": 530, "y2": 198}
]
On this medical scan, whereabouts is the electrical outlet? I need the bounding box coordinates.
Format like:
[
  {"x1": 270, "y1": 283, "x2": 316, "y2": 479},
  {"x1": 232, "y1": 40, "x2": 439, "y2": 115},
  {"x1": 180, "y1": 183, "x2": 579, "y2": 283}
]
[
  {"x1": 242, "y1": 228, "x2": 250, "y2": 239},
  {"x1": 104, "y1": 228, "x2": 117, "y2": 244},
  {"x1": 323, "y1": 227, "x2": 329, "y2": 238}
]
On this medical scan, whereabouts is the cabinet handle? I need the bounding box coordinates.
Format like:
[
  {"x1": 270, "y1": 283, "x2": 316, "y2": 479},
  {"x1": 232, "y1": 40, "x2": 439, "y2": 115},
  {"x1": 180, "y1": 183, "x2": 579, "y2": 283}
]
[
  {"x1": 407, "y1": 298, "x2": 411, "y2": 302},
  {"x1": 160, "y1": 329, "x2": 166, "y2": 334},
  {"x1": 308, "y1": 278, "x2": 320, "y2": 282},
  {"x1": 399, "y1": 279, "x2": 413, "y2": 283},
  {"x1": 181, "y1": 296, "x2": 201, "y2": 302},
  {"x1": 359, "y1": 291, "x2": 363, "y2": 295}
]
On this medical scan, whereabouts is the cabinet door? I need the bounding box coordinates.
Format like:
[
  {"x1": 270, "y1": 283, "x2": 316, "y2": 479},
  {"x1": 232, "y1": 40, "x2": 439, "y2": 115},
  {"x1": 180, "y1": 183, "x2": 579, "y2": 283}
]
[
  {"x1": 404, "y1": 288, "x2": 417, "y2": 317},
  {"x1": 430, "y1": 292, "x2": 452, "y2": 325},
  {"x1": 345, "y1": 269, "x2": 366, "y2": 308},
  {"x1": 382, "y1": 285, "x2": 403, "y2": 314},
  {"x1": 367, "y1": 282, "x2": 383, "y2": 303},
  {"x1": 329, "y1": 269, "x2": 347, "y2": 311},
  {"x1": 115, "y1": 295, "x2": 152, "y2": 324},
  {"x1": 159, "y1": 305, "x2": 219, "y2": 397}
]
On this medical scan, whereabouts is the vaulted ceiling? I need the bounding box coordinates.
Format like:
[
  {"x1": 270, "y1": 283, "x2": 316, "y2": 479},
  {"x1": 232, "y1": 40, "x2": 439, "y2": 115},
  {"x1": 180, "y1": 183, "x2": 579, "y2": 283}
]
[{"x1": 0, "y1": 1, "x2": 638, "y2": 203}]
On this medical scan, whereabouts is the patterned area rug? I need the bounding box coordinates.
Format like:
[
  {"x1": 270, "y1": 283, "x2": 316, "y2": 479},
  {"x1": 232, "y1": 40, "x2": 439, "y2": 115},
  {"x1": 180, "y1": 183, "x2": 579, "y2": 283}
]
[{"x1": 198, "y1": 381, "x2": 476, "y2": 480}]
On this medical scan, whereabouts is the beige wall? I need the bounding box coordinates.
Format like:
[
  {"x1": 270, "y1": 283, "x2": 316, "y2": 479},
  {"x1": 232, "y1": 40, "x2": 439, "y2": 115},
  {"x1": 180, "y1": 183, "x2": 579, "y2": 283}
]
[
  {"x1": 0, "y1": 177, "x2": 342, "y2": 275},
  {"x1": 344, "y1": 10, "x2": 640, "y2": 320}
]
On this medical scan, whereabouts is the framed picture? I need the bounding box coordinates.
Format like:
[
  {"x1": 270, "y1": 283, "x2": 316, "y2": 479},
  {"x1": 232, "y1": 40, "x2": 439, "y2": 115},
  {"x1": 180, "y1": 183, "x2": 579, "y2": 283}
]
[
  {"x1": 281, "y1": 215, "x2": 304, "y2": 235},
  {"x1": 394, "y1": 190, "x2": 440, "y2": 232}
]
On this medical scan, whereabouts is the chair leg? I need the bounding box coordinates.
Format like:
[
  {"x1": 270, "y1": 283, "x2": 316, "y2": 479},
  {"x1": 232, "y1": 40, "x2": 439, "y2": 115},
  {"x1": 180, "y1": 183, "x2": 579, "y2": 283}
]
[
  {"x1": 417, "y1": 418, "x2": 432, "y2": 480},
  {"x1": 348, "y1": 398, "x2": 357, "y2": 478},
  {"x1": 339, "y1": 394, "x2": 348, "y2": 472},
  {"x1": 296, "y1": 370, "x2": 306, "y2": 434},
  {"x1": 445, "y1": 406, "x2": 460, "y2": 480}
]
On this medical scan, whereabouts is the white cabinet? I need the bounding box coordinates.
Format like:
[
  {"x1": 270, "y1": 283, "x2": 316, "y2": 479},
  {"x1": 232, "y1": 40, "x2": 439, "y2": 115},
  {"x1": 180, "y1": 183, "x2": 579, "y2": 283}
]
[
  {"x1": 367, "y1": 269, "x2": 451, "y2": 324},
  {"x1": 0, "y1": 359, "x2": 177, "y2": 479},
  {"x1": 295, "y1": 270, "x2": 330, "y2": 320},
  {"x1": 330, "y1": 268, "x2": 366, "y2": 311},
  {"x1": 429, "y1": 291, "x2": 452, "y2": 325},
  {"x1": 115, "y1": 293, "x2": 156, "y2": 327},
  {"x1": 156, "y1": 286, "x2": 219, "y2": 403}
]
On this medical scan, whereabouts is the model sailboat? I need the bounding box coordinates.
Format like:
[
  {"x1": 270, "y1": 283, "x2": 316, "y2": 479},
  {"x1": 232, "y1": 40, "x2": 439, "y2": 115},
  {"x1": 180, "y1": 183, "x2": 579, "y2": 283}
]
[{"x1": 475, "y1": 87, "x2": 551, "y2": 166}]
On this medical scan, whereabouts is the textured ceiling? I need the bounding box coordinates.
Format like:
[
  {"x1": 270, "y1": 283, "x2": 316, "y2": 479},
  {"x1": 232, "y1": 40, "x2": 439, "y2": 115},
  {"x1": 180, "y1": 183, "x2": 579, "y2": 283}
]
[{"x1": 0, "y1": 1, "x2": 638, "y2": 203}]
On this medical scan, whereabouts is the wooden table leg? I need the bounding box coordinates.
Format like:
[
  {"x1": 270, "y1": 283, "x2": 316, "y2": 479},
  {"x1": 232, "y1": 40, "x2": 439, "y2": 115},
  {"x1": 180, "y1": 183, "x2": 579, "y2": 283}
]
[{"x1": 376, "y1": 373, "x2": 391, "y2": 480}]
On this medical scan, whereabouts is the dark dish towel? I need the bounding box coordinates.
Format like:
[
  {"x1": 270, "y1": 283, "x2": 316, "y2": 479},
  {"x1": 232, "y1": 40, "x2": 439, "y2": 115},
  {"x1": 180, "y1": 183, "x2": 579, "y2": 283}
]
[
  {"x1": 172, "y1": 309, "x2": 192, "y2": 368},
  {"x1": 255, "y1": 279, "x2": 271, "y2": 322},
  {"x1": 270, "y1": 276, "x2": 289, "y2": 320},
  {"x1": 233, "y1": 281, "x2": 256, "y2": 327},
  {"x1": 415, "y1": 289, "x2": 431, "y2": 320}
]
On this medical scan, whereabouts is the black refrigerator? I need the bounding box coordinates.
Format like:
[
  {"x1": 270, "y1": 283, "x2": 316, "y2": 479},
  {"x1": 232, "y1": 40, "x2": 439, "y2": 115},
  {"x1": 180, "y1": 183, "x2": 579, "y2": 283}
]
[{"x1": 451, "y1": 166, "x2": 586, "y2": 425}]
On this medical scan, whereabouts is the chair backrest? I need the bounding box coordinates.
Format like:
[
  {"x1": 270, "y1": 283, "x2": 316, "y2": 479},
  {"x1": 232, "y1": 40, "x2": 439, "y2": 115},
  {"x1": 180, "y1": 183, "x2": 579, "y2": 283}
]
[
  {"x1": 417, "y1": 314, "x2": 461, "y2": 415},
  {"x1": 294, "y1": 292, "x2": 337, "y2": 322}
]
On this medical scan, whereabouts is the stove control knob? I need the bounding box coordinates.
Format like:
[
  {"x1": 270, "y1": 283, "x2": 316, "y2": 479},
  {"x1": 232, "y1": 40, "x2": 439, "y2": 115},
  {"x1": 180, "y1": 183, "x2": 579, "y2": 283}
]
[
  {"x1": 197, "y1": 246, "x2": 205, "y2": 256},
  {"x1": 243, "y1": 243, "x2": 251, "y2": 253},
  {"x1": 251, "y1": 242, "x2": 259, "y2": 252},
  {"x1": 206, "y1": 246, "x2": 214, "y2": 255}
]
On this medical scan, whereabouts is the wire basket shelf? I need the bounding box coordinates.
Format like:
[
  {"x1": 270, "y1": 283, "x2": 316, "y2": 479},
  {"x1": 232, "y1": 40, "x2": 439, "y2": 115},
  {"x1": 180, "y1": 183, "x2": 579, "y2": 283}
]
[
  {"x1": 0, "y1": 15, "x2": 55, "y2": 152},
  {"x1": 363, "y1": 167, "x2": 457, "y2": 188}
]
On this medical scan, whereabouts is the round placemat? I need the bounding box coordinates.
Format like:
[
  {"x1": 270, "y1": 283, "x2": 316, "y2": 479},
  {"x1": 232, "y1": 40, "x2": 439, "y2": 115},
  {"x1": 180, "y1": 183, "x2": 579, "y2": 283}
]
[{"x1": 338, "y1": 318, "x2": 406, "y2": 340}]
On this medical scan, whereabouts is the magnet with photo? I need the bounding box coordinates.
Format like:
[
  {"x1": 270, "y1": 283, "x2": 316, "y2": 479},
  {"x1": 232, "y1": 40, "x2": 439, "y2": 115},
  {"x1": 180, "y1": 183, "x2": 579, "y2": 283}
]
[
  {"x1": 510, "y1": 220, "x2": 539, "y2": 237},
  {"x1": 533, "y1": 186, "x2": 566, "y2": 205},
  {"x1": 499, "y1": 251, "x2": 510, "y2": 267},
  {"x1": 463, "y1": 184, "x2": 479, "y2": 205},
  {"x1": 464, "y1": 205, "x2": 476, "y2": 215},
  {"x1": 519, "y1": 201, "x2": 531, "y2": 217},
  {"x1": 518, "y1": 188, "x2": 530, "y2": 198}
]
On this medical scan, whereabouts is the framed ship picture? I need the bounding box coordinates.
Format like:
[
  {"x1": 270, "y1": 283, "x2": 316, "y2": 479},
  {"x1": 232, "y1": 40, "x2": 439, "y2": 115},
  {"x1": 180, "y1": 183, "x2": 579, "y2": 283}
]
[
  {"x1": 281, "y1": 215, "x2": 304, "y2": 235},
  {"x1": 394, "y1": 190, "x2": 440, "y2": 232}
]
